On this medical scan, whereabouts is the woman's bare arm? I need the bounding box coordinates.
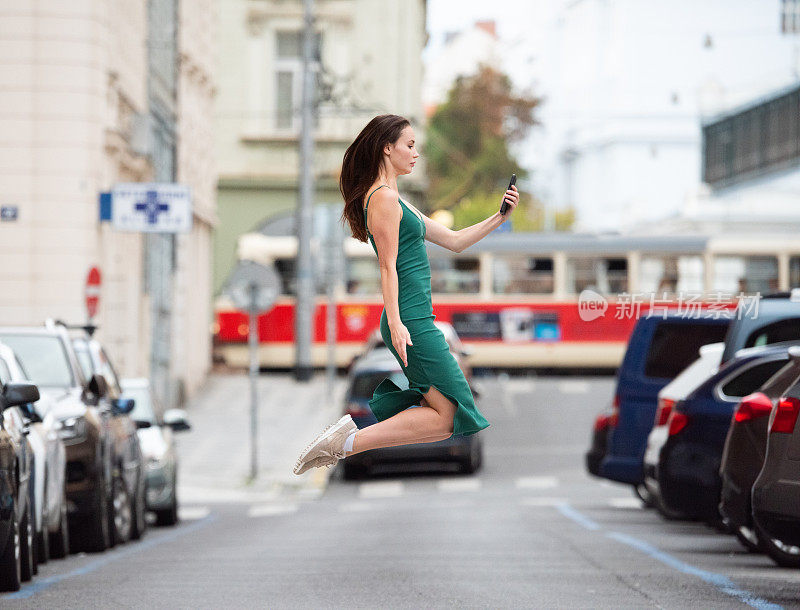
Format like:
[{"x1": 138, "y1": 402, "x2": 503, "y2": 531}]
[
  {"x1": 368, "y1": 187, "x2": 413, "y2": 365},
  {"x1": 408, "y1": 185, "x2": 519, "y2": 253}
]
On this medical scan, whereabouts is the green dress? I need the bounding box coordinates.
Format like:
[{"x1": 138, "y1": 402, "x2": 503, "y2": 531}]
[{"x1": 363, "y1": 185, "x2": 490, "y2": 436}]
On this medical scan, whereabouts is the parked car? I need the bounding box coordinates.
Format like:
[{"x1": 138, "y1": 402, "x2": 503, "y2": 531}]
[
  {"x1": 121, "y1": 378, "x2": 191, "y2": 526},
  {"x1": 752, "y1": 349, "x2": 800, "y2": 567},
  {"x1": 719, "y1": 291, "x2": 800, "y2": 366},
  {"x1": 70, "y1": 332, "x2": 145, "y2": 544},
  {"x1": 719, "y1": 349, "x2": 800, "y2": 552},
  {"x1": 585, "y1": 410, "x2": 614, "y2": 477},
  {"x1": 0, "y1": 323, "x2": 118, "y2": 553},
  {"x1": 341, "y1": 348, "x2": 482, "y2": 478},
  {"x1": 0, "y1": 372, "x2": 38, "y2": 591},
  {"x1": 0, "y1": 343, "x2": 69, "y2": 567},
  {"x1": 643, "y1": 342, "x2": 725, "y2": 518},
  {"x1": 658, "y1": 343, "x2": 797, "y2": 522},
  {"x1": 598, "y1": 311, "x2": 732, "y2": 494}
]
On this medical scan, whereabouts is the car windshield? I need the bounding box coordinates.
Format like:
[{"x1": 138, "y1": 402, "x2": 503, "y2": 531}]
[
  {"x1": 350, "y1": 370, "x2": 408, "y2": 399},
  {"x1": 121, "y1": 386, "x2": 157, "y2": 424},
  {"x1": 71, "y1": 340, "x2": 95, "y2": 381},
  {"x1": 0, "y1": 334, "x2": 74, "y2": 388}
]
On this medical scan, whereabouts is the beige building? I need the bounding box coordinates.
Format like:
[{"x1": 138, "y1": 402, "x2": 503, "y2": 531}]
[
  {"x1": 0, "y1": 0, "x2": 217, "y2": 403},
  {"x1": 214, "y1": 0, "x2": 428, "y2": 295}
]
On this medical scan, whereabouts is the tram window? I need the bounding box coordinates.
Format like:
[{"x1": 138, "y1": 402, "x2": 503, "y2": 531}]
[
  {"x1": 566, "y1": 257, "x2": 628, "y2": 295},
  {"x1": 712, "y1": 256, "x2": 778, "y2": 295},
  {"x1": 790, "y1": 256, "x2": 800, "y2": 288},
  {"x1": 275, "y1": 257, "x2": 328, "y2": 295},
  {"x1": 493, "y1": 256, "x2": 554, "y2": 294},
  {"x1": 430, "y1": 257, "x2": 480, "y2": 294},
  {"x1": 345, "y1": 258, "x2": 381, "y2": 295},
  {"x1": 640, "y1": 255, "x2": 704, "y2": 295}
]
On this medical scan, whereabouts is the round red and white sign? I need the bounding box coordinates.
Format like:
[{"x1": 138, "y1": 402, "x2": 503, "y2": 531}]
[{"x1": 85, "y1": 266, "x2": 102, "y2": 319}]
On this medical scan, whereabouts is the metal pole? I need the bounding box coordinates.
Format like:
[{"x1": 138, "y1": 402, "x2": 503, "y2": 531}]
[
  {"x1": 294, "y1": 0, "x2": 315, "y2": 381},
  {"x1": 248, "y1": 283, "x2": 259, "y2": 481},
  {"x1": 325, "y1": 205, "x2": 338, "y2": 397}
]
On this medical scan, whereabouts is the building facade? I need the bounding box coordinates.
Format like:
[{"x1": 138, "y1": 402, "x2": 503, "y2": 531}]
[
  {"x1": 521, "y1": 0, "x2": 800, "y2": 232},
  {"x1": 214, "y1": 0, "x2": 427, "y2": 295},
  {"x1": 0, "y1": 0, "x2": 217, "y2": 404}
]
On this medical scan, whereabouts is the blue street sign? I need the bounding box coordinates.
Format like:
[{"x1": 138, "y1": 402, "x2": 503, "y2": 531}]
[
  {"x1": 111, "y1": 183, "x2": 192, "y2": 233},
  {"x1": 1, "y1": 206, "x2": 18, "y2": 221}
]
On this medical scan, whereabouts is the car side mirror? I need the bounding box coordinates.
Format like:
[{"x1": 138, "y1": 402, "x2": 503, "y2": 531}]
[
  {"x1": 112, "y1": 397, "x2": 135, "y2": 415},
  {"x1": 85, "y1": 374, "x2": 109, "y2": 405},
  {"x1": 2, "y1": 383, "x2": 40, "y2": 410},
  {"x1": 134, "y1": 419, "x2": 152, "y2": 429},
  {"x1": 162, "y1": 408, "x2": 191, "y2": 432}
]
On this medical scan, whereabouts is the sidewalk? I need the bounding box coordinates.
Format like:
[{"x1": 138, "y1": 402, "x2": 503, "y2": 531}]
[{"x1": 175, "y1": 370, "x2": 347, "y2": 503}]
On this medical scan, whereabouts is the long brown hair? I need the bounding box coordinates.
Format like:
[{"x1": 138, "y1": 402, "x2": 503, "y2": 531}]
[{"x1": 339, "y1": 114, "x2": 410, "y2": 242}]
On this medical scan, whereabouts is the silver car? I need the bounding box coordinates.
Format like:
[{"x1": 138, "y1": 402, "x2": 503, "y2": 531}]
[{"x1": 120, "y1": 378, "x2": 191, "y2": 526}]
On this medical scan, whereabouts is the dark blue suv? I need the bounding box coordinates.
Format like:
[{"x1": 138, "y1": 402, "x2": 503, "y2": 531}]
[{"x1": 599, "y1": 312, "x2": 731, "y2": 486}]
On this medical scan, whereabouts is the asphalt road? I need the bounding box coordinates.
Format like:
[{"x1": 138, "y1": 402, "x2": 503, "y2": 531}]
[{"x1": 3, "y1": 374, "x2": 799, "y2": 609}]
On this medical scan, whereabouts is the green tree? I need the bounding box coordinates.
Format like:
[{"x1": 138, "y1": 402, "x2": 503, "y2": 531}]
[{"x1": 425, "y1": 64, "x2": 571, "y2": 231}]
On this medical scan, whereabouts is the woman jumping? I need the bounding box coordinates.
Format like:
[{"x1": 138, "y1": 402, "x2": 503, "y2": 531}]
[{"x1": 293, "y1": 114, "x2": 519, "y2": 475}]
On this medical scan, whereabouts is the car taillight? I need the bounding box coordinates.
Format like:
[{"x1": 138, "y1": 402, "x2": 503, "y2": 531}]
[
  {"x1": 607, "y1": 394, "x2": 620, "y2": 427},
  {"x1": 734, "y1": 392, "x2": 773, "y2": 424},
  {"x1": 655, "y1": 398, "x2": 675, "y2": 427},
  {"x1": 593, "y1": 414, "x2": 610, "y2": 432},
  {"x1": 667, "y1": 411, "x2": 688, "y2": 436},
  {"x1": 770, "y1": 396, "x2": 800, "y2": 434},
  {"x1": 345, "y1": 401, "x2": 371, "y2": 418}
]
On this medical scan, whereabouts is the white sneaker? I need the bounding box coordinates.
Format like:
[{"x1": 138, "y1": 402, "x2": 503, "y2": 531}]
[{"x1": 293, "y1": 414, "x2": 357, "y2": 475}]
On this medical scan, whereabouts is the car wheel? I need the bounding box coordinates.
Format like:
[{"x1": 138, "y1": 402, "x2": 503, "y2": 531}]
[
  {"x1": 109, "y1": 474, "x2": 132, "y2": 544},
  {"x1": 735, "y1": 525, "x2": 764, "y2": 553},
  {"x1": 155, "y1": 474, "x2": 179, "y2": 527},
  {"x1": 82, "y1": 476, "x2": 111, "y2": 553},
  {"x1": 654, "y1": 494, "x2": 690, "y2": 521},
  {"x1": 130, "y1": 474, "x2": 147, "y2": 540},
  {"x1": 20, "y1": 497, "x2": 34, "y2": 582},
  {"x1": 49, "y1": 487, "x2": 69, "y2": 559},
  {"x1": 0, "y1": 503, "x2": 22, "y2": 592},
  {"x1": 633, "y1": 484, "x2": 655, "y2": 508},
  {"x1": 754, "y1": 520, "x2": 800, "y2": 568}
]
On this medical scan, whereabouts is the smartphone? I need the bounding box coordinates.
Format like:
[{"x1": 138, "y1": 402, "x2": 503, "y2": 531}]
[{"x1": 500, "y1": 174, "x2": 516, "y2": 215}]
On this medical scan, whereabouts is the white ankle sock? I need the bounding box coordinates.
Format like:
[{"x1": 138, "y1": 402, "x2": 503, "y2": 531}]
[{"x1": 343, "y1": 430, "x2": 357, "y2": 455}]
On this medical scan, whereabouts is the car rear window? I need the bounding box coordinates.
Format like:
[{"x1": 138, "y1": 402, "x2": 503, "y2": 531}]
[
  {"x1": 721, "y1": 359, "x2": 788, "y2": 398},
  {"x1": 745, "y1": 318, "x2": 800, "y2": 349},
  {"x1": 350, "y1": 371, "x2": 408, "y2": 399},
  {"x1": 644, "y1": 321, "x2": 729, "y2": 380}
]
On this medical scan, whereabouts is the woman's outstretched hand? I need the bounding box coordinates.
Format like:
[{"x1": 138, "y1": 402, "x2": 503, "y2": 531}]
[
  {"x1": 389, "y1": 321, "x2": 413, "y2": 368},
  {"x1": 502, "y1": 184, "x2": 520, "y2": 216}
]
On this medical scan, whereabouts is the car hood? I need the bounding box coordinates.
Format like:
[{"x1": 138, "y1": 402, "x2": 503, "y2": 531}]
[
  {"x1": 136, "y1": 426, "x2": 168, "y2": 459},
  {"x1": 38, "y1": 386, "x2": 87, "y2": 420}
]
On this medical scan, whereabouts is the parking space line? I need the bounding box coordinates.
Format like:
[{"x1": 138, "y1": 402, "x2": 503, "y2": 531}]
[
  {"x1": 247, "y1": 503, "x2": 299, "y2": 517},
  {"x1": 179, "y1": 506, "x2": 211, "y2": 520},
  {"x1": 2, "y1": 514, "x2": 216, "y2": 600},
  {"x1": 553, "y1": 502, "x2": 781, "y2": 610},
  {"x1": 338, "y1": 501, "x2": 375, "y2": 512},
  {"x1": 436, "y1": 478, "x2": 481, "y2": 493},
  {"x1": 358, "y1": 481, "x2": 405, "y2": 498},
  {"x1": 607, "y1": 497, "x2": 644, "y2": 509},
  {"x1": 515, "y1": 476, "x2": 559, "y2": 489}
]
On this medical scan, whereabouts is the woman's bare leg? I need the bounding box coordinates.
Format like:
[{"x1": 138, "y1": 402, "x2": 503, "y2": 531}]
[{"x1": 346, "y1": 386, "x2": 457, "y2": 457}]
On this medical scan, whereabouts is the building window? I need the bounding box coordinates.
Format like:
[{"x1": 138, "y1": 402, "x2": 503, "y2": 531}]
[
  {"x1": 430, "y1": 257, "x2": 480, "y2": 294},
  {"x1": 493, "y1": 256, "x2": 554, "y2": 294},
  {"x1": 782, "y1": 0, "x2": 800, "y2": 33},
  {"x1": 712, "y1": 255, "x2": 779, "y2": 295},
  {"x1": 274, "y1": 30, "x2": 321, "y2": 132},
  {"x1": 566, "y1": 257, "x2": 627, "y2": 295}
]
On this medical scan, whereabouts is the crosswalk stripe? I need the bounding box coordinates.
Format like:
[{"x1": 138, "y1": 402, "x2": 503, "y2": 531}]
[
  {"x1": 339, "y1": 501, "x2": 375, "y2": 513},
  {"x1": 557, "y1": 381, "x2": 590, "y2": 394},
  {"x1": 178, "y1": 506, "x2": 211, "y2": 521},
  {"x1": 608, "y1": 497, "x2": 644, "y2": 509},
  {"x1": 515, "y1": 476, "x2": 559, "y2": 489},
  {"x1": 358, "y1": 481, "x2": 405, "y2": 499},
  {"x1": 247, "y1": 503, "x2": 299, "y2": 517},
  {"x1": 436, "y1": 478, "x2": 481, "y2": 493}
]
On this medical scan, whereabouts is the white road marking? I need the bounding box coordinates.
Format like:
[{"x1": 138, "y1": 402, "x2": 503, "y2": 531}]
[
  {"x1": 557, "y1": 381, "x2": 590, "y2": 394},
  {"x1": 521, "y1": 497, "x2": 568, "y2": 507},
  {"x1": 608, "y1": 497, "x2": 644, "y2": 509},
  {"x1": 515, "y1": 476, "x2": 559, "y2": 490},
  {"x1": 358, "y1": 481, "x2": 405, "y2": 499},
  {"x1": 248, "y1": 503, "x2": 299, "y2": 517},
  {"x1": 178, "y1": 506, "x2": 211, "y2": 521},
  {"x1": 339, "y1": 501, "x2": 375, "y2": 513},
  {"x1": 436, "y1": 478, "x2": 482, "y2": 493}
]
